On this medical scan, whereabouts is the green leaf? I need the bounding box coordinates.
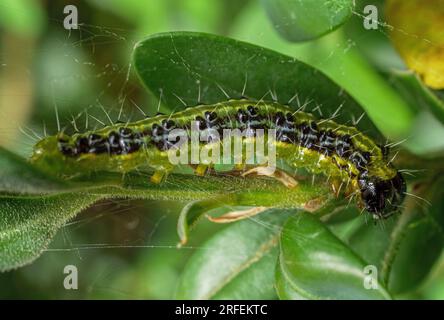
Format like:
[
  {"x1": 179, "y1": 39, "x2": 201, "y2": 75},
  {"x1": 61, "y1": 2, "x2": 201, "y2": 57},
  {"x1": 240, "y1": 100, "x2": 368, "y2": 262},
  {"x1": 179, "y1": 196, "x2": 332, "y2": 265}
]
[
  {"x1": 175, "y1": 209, "x2": 293, "y2": 299},
  {"x1": 176, "y1": 192, "x2": 334, "y2": 246},
  {"x1": 261, "y1": 0, "x2": 354, "y2": 42},
  {"x1": 0, "y1": 193, "x2": 104, "y2": 271},
  {"x1": 133, "y1": 31, "x2": 383, "y2": 140},
  {"x1": 277, "y1": 213, "x2": 392, "y2": 299},
  {"x1": 275, "y1": 260, "x2": 307, "y2": 300},
  {"x1": 0, "y1": 145, "x2": 333, "y2": 271}
]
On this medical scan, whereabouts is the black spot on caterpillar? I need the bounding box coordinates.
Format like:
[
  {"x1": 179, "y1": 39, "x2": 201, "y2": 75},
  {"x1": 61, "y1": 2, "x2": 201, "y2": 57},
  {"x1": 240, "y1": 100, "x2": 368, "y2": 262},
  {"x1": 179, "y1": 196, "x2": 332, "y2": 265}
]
[{"x1": 30, "y1": 99, "x2": 406, "y2": 218}]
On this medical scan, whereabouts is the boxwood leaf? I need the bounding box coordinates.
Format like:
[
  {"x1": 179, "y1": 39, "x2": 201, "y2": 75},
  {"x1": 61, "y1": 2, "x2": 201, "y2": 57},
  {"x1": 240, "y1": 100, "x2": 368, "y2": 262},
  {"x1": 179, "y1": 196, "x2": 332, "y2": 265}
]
[
  {"x1": 175, "y1": 209, "x2": 294, "y2": 299},
  {"x1": 277, "y1": 213, "x2": 392, "y2": 299},
  {"x1": 0, "y1": 146, "x2": 334, "y2": 271},
  {"x1": 0, "y1": 193, "x2": 104, "y2": 271},
  {"x1": 133, "y1": 31, "x2": 383, "y2": 140}
]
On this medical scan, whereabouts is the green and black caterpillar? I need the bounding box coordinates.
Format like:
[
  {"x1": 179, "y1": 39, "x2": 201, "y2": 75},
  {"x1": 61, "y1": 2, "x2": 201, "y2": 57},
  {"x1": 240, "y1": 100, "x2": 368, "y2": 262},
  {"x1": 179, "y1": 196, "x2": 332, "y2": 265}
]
[{"x1": 30, "y1": 99, "x2": 406, "y2": 218}]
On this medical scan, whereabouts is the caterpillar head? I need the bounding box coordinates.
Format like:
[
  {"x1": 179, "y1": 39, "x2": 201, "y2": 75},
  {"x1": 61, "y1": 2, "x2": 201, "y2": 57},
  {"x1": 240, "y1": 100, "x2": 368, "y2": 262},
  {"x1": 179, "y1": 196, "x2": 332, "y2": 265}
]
[
  {"x1": 29, "y1": 134, "x2": 76, "y2": 175},
  {"x1": 358, "y1": 171, "x2": 406, "y2": 219}
]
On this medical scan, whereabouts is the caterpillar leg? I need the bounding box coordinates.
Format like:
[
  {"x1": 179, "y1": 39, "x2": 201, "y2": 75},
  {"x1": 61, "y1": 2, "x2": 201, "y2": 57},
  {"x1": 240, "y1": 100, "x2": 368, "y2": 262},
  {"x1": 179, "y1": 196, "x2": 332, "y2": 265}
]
[
  {"x1": 241, "y1": 166, "x2": 298, "y2": 188},
  {"x1": 194, "y1": 164, "x2": 210, "y2": 176},
  {"x1": 234, "y1": 163, "x2": 246, "y2": 171},
  {"x1": 188, "y1": 164, "x2": 213, "y2": 176},
  {"x1": 150, "y1": 169, "x2": 169, "y2": 184}
]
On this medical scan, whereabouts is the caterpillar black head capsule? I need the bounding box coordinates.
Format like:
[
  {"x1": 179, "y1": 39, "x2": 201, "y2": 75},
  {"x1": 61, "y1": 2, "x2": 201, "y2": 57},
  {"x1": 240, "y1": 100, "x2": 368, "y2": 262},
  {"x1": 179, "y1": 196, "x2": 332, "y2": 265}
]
[{"x1": 358, "y1": 171, "x2": 406, "y2": 219}]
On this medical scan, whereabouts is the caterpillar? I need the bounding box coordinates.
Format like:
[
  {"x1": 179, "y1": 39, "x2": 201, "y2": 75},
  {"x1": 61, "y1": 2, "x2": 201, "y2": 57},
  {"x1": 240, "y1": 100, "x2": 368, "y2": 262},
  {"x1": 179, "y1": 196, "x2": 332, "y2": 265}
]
[{"x1": 30, "y1": 99, "x2": 406, "y2": 218}]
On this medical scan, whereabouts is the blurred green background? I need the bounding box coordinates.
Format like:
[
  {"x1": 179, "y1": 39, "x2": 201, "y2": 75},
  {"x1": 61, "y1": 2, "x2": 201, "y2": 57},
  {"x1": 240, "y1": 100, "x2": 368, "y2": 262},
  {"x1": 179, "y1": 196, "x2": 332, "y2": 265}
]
[{"x1": 1, "y1": 0, "x2": 444, "y2": 299}]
